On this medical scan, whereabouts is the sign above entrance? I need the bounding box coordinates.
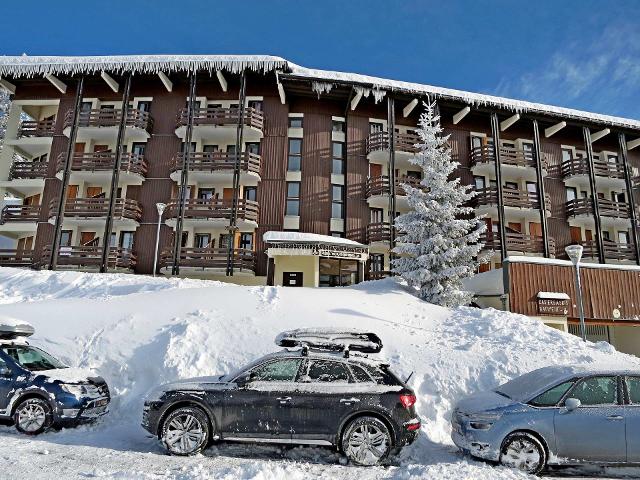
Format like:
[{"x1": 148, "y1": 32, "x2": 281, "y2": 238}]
[
  {"x1": 536, "y1": 291, "x2": 570, "y2": 316},
  {"x1": 267, "y1": 243, "x2": 368, "y2": 261}
]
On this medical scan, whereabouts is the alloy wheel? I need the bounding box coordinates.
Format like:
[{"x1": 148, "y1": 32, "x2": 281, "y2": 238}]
[
  {"x1": 502, "y1": 438, "x2": 542, "y2": 472},
  {"x1": 345, "y1": 422, "x2": 390, "y2": 466},
  {"x1": 16, "y1": 402, "x2": 47, "y2": 433},
  {"x1": 163, "y1": 413, "x2": 206, "y2": 455}
]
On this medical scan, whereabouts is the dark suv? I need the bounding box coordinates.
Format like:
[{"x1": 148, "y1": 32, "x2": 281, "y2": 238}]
[
  {"x1": 0, "y1": 321, "x2": 110, "y2": 434},
  {"x1": 142, "y1": 329, "x2": 420, "y2": 465}
]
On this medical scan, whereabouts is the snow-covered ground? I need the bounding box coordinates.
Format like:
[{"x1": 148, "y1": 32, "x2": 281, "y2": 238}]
[{"x1": 0, "y1": 267, "x2": 638, "y2": 479}]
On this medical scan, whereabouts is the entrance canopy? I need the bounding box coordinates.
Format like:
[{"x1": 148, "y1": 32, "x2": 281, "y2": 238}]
[{"x1": 263, "y1": 231, "x2": 369, "y2": 261}]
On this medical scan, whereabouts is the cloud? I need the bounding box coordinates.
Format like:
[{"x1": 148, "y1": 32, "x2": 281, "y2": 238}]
[{"x1": 492, "y1": 24, "x2": 640, "y2": 118}]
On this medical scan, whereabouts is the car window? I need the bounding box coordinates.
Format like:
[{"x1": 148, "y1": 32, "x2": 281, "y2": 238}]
[
  {"x1": 626, "y1": 377, "x2": 640, "y2": 404},
  {"x1": 351, "y1": 364, "x2": 374, "y2": 383},
  {"x1": 567, "y1": 376, "x2": 618, "y2": 406},
  {"x1": 1, "y1": 346, "x2": 66, "y2": 372},
  {"x1": 250, "y1": 358, "x2": 302, "y2": 382},
  {"x1": 530, "y1": 381, "x2": 575, "y2": 407},
  {"x1": 307, "y1": 360, "x2": 351, "y2": 383}
]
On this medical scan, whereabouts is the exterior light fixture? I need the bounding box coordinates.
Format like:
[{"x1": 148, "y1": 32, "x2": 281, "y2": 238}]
[
  {"x1": 153, "y1": 203, "x2": 167, "y2": 277},
  {"x1": 565, "y1": 244, "x2": 586, "y2": 342}
]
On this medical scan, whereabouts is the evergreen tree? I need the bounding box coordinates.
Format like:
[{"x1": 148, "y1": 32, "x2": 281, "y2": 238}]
[
  {"x1": 392, "y1": 100, "x2": 485, "y2": 307},
  {"x1": 0, "y1": 90, "x2": 10, "y2": 152}
]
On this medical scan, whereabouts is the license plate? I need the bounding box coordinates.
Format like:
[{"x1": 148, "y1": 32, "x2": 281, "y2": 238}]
[{"x1": 95, "y1": 398, "x2": 109, "y2": 407}]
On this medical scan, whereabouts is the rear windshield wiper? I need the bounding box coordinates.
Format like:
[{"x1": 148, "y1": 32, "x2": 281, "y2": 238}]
[{"x1": 494, "y1": 390, "x2": 511, "y2": 399}]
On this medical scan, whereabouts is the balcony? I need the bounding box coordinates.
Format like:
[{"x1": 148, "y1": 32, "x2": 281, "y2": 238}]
[
  {"x1": 41, "y1": 246, "x2": 136, "y2": 270},
  {"x1": 164, "y1": 198, "x2": 259, "y2": 228},
  {"x1": 473, "y1": 188, "x2": 551, "y2": 215},
  {"x1": 566, "y1": 198, "x2": 630, "y2": 226},
  {"x1": 9, "y1": 160, "x2": 48, "y2": 180},
  {"x1": 48, "y1": 198, "x2": 142, "y2": 225},
  {"x1": 366, "y1": 222, "x2": 392, "y2": 244},
  {"x1": 470, "y1": 145, "x2": 548, "y2": 171},
  {"x1": 0, "y1": 205, "x2": 41, "y2": 225},
  {"x1": 481, "y1": 232, "x2": 555, "y2": 256},
  {"x1": 18, "y1": 119, "x2": 56, "y2": 138},
  {"x1": 55, "y1": 152, "x2": 148, "y2": 184},
  {"x1": 580, "y1": 240, "x2": 637, "y2": 262},
  {"x1": 64, "y1": 108, "x2": 152, "y2": 141},
  {"x1": 0, "y1": 249, "x2": 35, "y2": 267},
  {"x1": 560, "y1": 157, "x2": 627, "y2": 189},
  {"x1": 169, "y1": 151, "x2": 261, "y2": 184},
  {"x1": 175, "y1": 107, "x2": 264, "y2": 143},
  {"x1": 365, "y1": 175, "x2": 423, "y2": 210},
  {"x1": 159, "y1": 247, "x2": 255, "y2": 276},
  {"x1": 366, "y1": 131, "x2": 420, "y2": 165}
]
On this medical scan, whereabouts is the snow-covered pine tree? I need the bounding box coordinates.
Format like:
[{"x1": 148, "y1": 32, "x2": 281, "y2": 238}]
[
  {"x1": 0, "y1": 90, "x2": 10, "y2": 153},
  {"x1": 391, "y1": 99, "x2": 485, "y2": 307}
]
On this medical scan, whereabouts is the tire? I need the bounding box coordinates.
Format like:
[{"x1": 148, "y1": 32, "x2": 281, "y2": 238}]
[
  {"x1": 13, "y1": 398, "x2": 53, "y2": 435},
  {"x1": 341, "y1": 416, "x2": 392, "y2": 466},
  {"x1": 500, "y1": 432, "x2": 547, "y2": 475},
  {"x1": 160, "y1": 406, "x2": 210, "y2": 456}
]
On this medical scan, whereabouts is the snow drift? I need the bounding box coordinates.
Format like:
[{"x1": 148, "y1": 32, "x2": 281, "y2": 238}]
[{"x1": 0, "y1": 267, "x2": 638, "y2": 479}]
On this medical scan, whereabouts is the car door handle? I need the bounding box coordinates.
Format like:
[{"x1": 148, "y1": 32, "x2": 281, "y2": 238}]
[
  {"x1": 340, "y1": 398, "x2": 361, "y2": 405},
  {"x1": 277, "y1": 396, "x2": 292, "y2": 404},
  {"x1": 607, "y1": 415, "x2": 624, "y2": 420}
]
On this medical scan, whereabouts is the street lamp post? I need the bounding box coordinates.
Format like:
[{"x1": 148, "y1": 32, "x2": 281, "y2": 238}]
[
  {"x1": 565, "y1": 244, "x2": 586, "y2": 342},
  {"x1": 153, "y1": 203, "x2": 166, "y2": 277}
]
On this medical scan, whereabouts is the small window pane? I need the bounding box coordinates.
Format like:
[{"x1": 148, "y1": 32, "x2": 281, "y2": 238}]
[
  {"x1": 289, "y1": 139, "x2": 302, "y2": 154},
  {"x1": 251, "y1": 359, "x2": 302, "y2": 382},
  {"x1": 332, "y1": 185, "x2": 343, "y2": 201},
  {"x1": 332, "y1": 142, "x2": 343, "y2": 157},
  {"x1": 287, "y1": 156, "x2": 301, "y2": 172},
  {"x1": 351, "y1": 365, "x2": 373, "y2": 383},
  {"x1": 568, "y1": 376, "x2": 618, "y2": 406},
  {"x1": 332, "y1": 203, "x2": 343, "y2": 218},
  {"x1": 307, "y1": 361, "x2": 350, "y2": 383},
  {"x1": 332, "y1": 120, "x2": 344, "y2": 132},
  {"x1": 286, "y1": 200, "x2": 299, "y2": 216},
  {"x1": 289, "y1": 117, "x2": 303, "y2": 128},
  {"x1": 287, "y1": 182, "x2": 300, "y2": 197},
  {"x1": 530, "y1": 381, "x2": 575, "y2": 406},
  {"x1": 332, "y1": 159, "x2": 344, "y2": 175},
  {"x1": 627, "y1": 377, "x2": 640, "y2": 404}
]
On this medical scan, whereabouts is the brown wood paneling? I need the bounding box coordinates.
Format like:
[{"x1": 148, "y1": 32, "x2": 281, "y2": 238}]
[
  {"x1": 541, "y1": 140, "x2": 572, "y2": 257},
  {"x1": 345, "y1": 114, "x2": 369, "y2": 243},
  {"x1": 445, "y1": 127, "x2": 474, "y2": 187}
]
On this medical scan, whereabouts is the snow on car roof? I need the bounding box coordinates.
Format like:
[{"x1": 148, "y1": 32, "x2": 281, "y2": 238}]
[{"x1": 0, "y1": 316, "x2": 35, "y2": 340}]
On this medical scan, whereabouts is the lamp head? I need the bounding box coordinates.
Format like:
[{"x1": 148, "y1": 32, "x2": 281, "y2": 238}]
[
  {"x1": 156, "y1": 202, "x2": 166, "y2": 215},
  {"x1": 565, "y1": 244, "x2": 583, "y2": 265}
]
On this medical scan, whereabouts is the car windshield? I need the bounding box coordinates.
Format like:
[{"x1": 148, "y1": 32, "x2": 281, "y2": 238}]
[
  {"x1": 495, "y1": 367, "x2": 576, "y2": 402},
  {"x1": 1, "y1": 346, "x2": 67, "y2": 372}
]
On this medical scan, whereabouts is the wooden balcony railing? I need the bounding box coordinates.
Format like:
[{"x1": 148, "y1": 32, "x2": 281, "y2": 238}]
[
  {"x1": 580, "y1": 240, "x2": 637, "y2": 262},
  {"x1": 366, "y1": 175, "x2": 423, "y2": 197},
  {"x1": 164, "y1": 198, "x2": 259, "y2": 223},
  {"x1": 0, "y1": 249, "x2": 35, "y2": 267},
  {"x1": 565, "y1": 198, "x2": 630, "y2": 219},
  {"x1": 159, "y1": 247, "x2": 255, "y2": 272},
  {"x1": 366, "y1": 222, "x2": 392, "y2": 243},
  {"x1": 473, "y1": 187, "x2": 550, "y2": 210},
  {"x1": 55, "y1": 152, "x2": 148, "y2": 176},
  {"x1": 170, "y1": 151, "x2": 261, "y2": 175},
  {"x1": 470, "y1": 145, "x2": 548, "y2": 170},
  {"x1": 0, "y1": 205, "x2": 41, "y2": 224},
  {"x1": 48, "y1": 198, "x2": 142, "y2": 222},
  {"x1": 481, "y1": 232, "x2": 555, "y2": 256},
  {"x1": 560, "y1": 157, "x2": 626, "y2": 179},
  {"x1": 9, "y1": 160, "x2": 48, "y2": 180},
  {"x1": 41, "y1": 246, "x2": 136, "y2": 269},
  {"x1": 17, "y1": 118, "x2": 56, "y2": 138},
  {"x1": 64, "y1": 108, "x2": 153, "y2": 132},
  {"x1": 366, "y1": 131, "x2": 420, "y2": 155},
  {"x1": 177, "y1": 107, "x2": 264, "y2": 131}
]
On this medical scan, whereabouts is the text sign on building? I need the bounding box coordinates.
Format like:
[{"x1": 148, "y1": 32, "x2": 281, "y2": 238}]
[{"x1": 536, "y1": 292, "x2": 570, "y2": 316}]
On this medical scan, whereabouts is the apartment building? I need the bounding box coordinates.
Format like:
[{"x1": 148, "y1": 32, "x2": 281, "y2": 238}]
[{"x1": 0, "y1": 55, "x2": 639, "y2": 348}]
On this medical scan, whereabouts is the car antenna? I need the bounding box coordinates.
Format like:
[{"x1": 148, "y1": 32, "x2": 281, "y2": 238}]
[{"x1": 404, "y1": 371, "x2": 414, "y2": 384}]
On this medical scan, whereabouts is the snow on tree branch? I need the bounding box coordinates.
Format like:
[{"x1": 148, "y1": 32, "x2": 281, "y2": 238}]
[
  {"x1": 0, "y1": 90, "x2": 10, "y2": 153},
  {"x1": 392, "y1": 99, "x2": 486, "y2": 307}
]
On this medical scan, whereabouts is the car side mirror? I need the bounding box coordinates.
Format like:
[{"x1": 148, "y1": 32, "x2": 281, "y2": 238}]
[
  {"x1": 565, "y1": 397, "x2": 581, "y2": 411},
  {"x1": 236, "y1": 372, "x2": 255, "y2": 387}
]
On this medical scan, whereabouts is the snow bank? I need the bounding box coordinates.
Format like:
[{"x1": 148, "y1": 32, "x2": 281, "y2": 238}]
[{"x1": 0, "y1": 266, "x2": 637, "y2": 479}]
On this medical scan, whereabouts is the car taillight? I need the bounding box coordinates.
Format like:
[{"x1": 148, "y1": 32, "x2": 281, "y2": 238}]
[
  {"x1": 399, "y1": 393, "x2": 416, "y2": 409},
  {"x1": 406, "y1": 421, "x2": 421, "y2": 431}
]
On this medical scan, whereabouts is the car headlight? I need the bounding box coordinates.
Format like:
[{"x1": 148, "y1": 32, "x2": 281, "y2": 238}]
[
  {"x1": 468, "y1": 413, "x2": 502, "y2": 430},
  {"x1": 60, "y1": 383, "x2": 89, "y2": 397}
]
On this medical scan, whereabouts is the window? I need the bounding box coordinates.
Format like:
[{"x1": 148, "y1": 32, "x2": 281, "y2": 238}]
[
  {"x1": 530, "y1": 381, "x2": 575, "y2": 407},
  {"x1": 561, "y1": 149, "x2": 572, "y2": 162},
  {"x1": 60, "y1": 230, "x2": 72, "y2": 247},
  {"x1": 203, "y1": 144, "x2": 219, "y2": 153},
  {"x1": 246, "y1": 142, "x2": 260, "y2": 155},
  {"x1": 351, "y1": 365, "x2": 374, "y2": 383},
  {"x1": 306, "y1": 360, "x2": 351, "y2": 383},
  {"x1": 602, "y1": 231, "x2": 610, "y2": 241},
  {"x1": 612, "y1": 191, "x2": 626, "y2": 203},
  {"x1": 80, "y1": 101, "x2": 93, "y2": 113},
  {"x1": 567, "y1": 376, "x2": 618, "y2": 406},
  {"x1": 369, "y1": 122, "x2": 383, "y2": 134},
  {"x1": 250, "y1": 358, "x2": 302, "y2": 382},
  {"x1": 470, "y1": 135, "x2": 483, "y2": 150},
  {"x1": 288, "y1": 116, "x2": 303, "y2": 128},
  {"x1": 244, "y1": 187, "x2": 257, "y2": 202},
  {"x1": 504, "y1": 182, "x2": 518, "y2": 190},
  {"x1": 370, "y1": 208, "x2": 384, "y2": 223},
  {"x1": 566, "y1": 187, "x2": 577, "y2": 202},
  {"x1": 332, "y1": 142, "x2": 345, "y2": 174},
  {"x1": 474, "y1": 176, "x2": 486, "y2": 190},
  {"x1": 1, "y1": 346, "x2": 66, "y2": 372},
  {"x1": 332, "y1": 120, "x2": 345, "y2": 133},
  {"x1": 136, "y1": 101, "x2": 152, "y2": 113},
  {"x1": 248, "y1": 100, "x2": 262, "y2": 112},
  {"x1": 198, "y1": 188, "x2": 215, "y2": 200},
  {"x1": 194, "y1": 234, "x2": 211, "y2": 248},
  {"x1": 120, "y1": 231, "x2": 135, "y2": 250},
  {"x1": 332, "y1": 185, "x2": 344, "y2": 218},
  {"x1": 626, "y1": 377, "x2": 640, "y2": 404},
  {"x1": 239, "y1": 233, "x2": 253, "y2": 250},
  {"x1": 182, "y1": 142, "x2": 196, "y2": 153},
  {"x1": 330, "y1": 232, "x2": 344, "y2": 238},
  {"x1": 526, "y1": 182, "x2": 538, "y2": 194},
  {"x1": 522, "y1": 142, "x2": 534, "y2": 158},
  {"x1": 370, "y1": 253, "x2": 384, "y2": 273},
  {"x1": 131, "y1": 142, "x2": 146, "y2": 156},
  {"x1": 181, "y1": 232, "x2": 189, "y2": 247},
  {"x1": 618, "y1": 231, "x2": 630, "y2": 244},
  {"x1": 287, "y1": 139, "x2": 302, "y2": 171},
  {"x1": 286, "y1": 182, "x2": 300, "y2": 216}
]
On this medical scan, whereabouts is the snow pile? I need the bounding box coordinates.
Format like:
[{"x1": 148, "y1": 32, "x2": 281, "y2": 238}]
[{"x1": 0, "y1": 266, "x2": 637, "y2": 479}]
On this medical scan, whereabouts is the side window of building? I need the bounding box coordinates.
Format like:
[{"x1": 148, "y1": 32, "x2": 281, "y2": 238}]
[
  {"x1": 331, "y1": 185, "x2": 344, "y2": 219},
  {"x1": 332, "y1": 120, "x2": 345, "y2": 133},
  {"x1": 369, "y1": 122, "x2": 383, "y2": 134},
  {"x1": 286, "y1": 182, "x2": 300, "y2": 216},
  {"x1": 288, "y1": 116, "x2": 303, "y2": 128},
  {"x1": 288, "y1": 139, "x2": 302, "y2": 172},
  {"x1": 332, "y1": 142, "x2": 344, "y2": 175}
]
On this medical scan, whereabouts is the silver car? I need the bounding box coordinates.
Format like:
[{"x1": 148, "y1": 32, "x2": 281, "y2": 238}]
[{"x1": 452, "y1": 366, "x2": 640, "y2": 474}]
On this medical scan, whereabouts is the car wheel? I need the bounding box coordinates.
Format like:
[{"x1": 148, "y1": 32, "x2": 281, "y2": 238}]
[
  {"x1": 13, "y1": 398, "x2": 52, "y2": 435},
  {"x1": 342, "y1": 416, "x2": 392, "y2": 466},
  {"x1": 160, "y1": 406, "x2": 210, "y2": 456},
  {"x1": 500, "y1": 432, "x2": 547, "y2": 474}
]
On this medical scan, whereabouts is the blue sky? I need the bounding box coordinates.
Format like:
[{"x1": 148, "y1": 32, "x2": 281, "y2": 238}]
[{"x1": 2, "y1": 0, "x2": 639, "y2": 119}]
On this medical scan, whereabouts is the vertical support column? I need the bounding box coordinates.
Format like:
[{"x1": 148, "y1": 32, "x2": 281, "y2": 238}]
[
  {"x1": 100, "y1": 73, "x2": 132, "y2": 273},
  {"x1": 619, "y1": 132, "x2": 640, "y2": 265},
  {"x1": 490, "y1": 113, "x2": 508, "y2": 261},
  {"x1": 50, "y1": 76, "x2": 84, "y2": 270},
  {"x1": 532, "y1": 119, "x2": 550, "y2": 257},
  {"x1": 387, "y1": 96, "x2": 396, "y2": 252},
  {"x1": 583, "y1": 126, "x2": 605, "y2": 264},
  {"x1": 172, "y1": 72, "x2": 197, "y2": 275},
  {"x1": 227, "y1": 70, "x2": 247, "y2": 276}
]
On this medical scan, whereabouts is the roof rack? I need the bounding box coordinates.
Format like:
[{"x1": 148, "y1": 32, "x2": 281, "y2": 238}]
[
  {"x1": 0, "y1": 317, "x2": 35, "y2": 340},
  {"x1": 276, "y1": 328, "x2": 383, "y2": 355}
]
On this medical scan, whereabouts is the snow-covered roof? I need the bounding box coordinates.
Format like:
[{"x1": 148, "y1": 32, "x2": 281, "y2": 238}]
[
  {"x1": 506, "y1": 255, "x2": 640, "y2": 272},
  {"x1": 0, "y1": 54, "x2": 638, "y2": 130},
  {"x1": 263, "y1": 231, "x2": 366, "y2": 248},
  {"x1": 537, "y1": 291, "x2": 570, "y2": 300}
]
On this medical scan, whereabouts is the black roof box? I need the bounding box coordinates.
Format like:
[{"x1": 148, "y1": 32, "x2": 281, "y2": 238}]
[
  {"x1": 0, "y1": 318, "x2": 35, "y2": 340},
  {"x1": 276, "y1": 328, "x2": 383, "y2": 353}
]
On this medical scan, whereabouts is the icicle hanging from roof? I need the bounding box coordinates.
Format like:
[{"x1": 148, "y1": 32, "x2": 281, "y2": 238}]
[
  {"x1": 354, "y1": 85, "x2": 386, "y2": 104},
  {"x1": 311, "y1": 81, "x2": 335, "y2": 98}
]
